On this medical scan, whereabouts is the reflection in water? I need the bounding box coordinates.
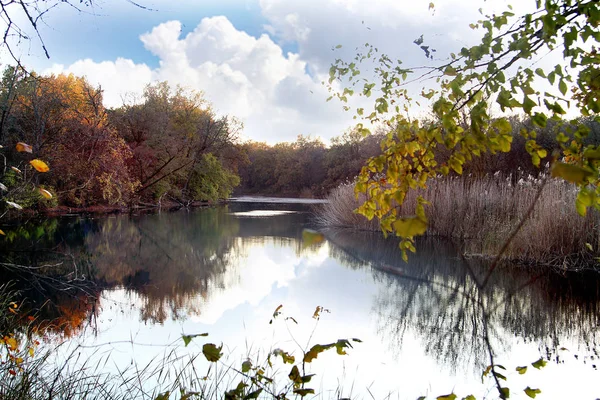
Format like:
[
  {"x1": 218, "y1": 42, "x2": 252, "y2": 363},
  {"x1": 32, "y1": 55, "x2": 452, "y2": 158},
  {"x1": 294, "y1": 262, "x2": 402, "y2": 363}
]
[
  {"x1": 1, "y1": 203, "x2": 599, "y2": 396},
  {"x1": 326, "y1": 229, "x2": 600, "y2": 374}
]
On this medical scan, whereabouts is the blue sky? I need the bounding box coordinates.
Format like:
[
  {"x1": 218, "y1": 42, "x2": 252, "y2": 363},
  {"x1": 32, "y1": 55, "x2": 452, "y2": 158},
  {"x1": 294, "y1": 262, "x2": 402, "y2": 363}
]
[
  {"x1": 1, "y1": 0, "x2": 547, "y2": 144},
  {"x1": 25, "y1": 0, "x2": 278, "y2": 69}
]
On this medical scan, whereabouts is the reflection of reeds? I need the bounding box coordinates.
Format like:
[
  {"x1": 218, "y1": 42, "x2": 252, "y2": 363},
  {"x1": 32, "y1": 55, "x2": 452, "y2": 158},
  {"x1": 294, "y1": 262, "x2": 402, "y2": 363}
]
[
  {"x1": 325, "y1": 230, "x2": 600, "y2": 374},
  {"x1": 317, "y1": 173, "x2": 600, "y2": 268}
]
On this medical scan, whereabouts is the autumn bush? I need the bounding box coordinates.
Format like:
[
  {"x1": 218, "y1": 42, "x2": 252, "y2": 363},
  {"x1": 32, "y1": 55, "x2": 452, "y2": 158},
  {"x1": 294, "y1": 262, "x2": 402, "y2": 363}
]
[{"x1": 317, "y1": 173, "x2": 600, "y2": 269}]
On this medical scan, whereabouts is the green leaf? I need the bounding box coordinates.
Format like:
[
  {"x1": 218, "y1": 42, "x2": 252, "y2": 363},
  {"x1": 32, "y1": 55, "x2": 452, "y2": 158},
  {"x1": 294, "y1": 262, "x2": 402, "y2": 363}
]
[
  {"x1": 202, "y1": 343, "x2": 223, "y2": 362},
  {"x1": 531, "y1": 113, "x2": 547, "y2": 128},
  {"x1": 516, "y1": 366, "x2": 527, "y2": 374},
  {"x1": 154, "y1": 392, "x2": 170, "y2": 400},
  {"x1": 334, "y1": 339, "x2": 354, "y2": 355},
  {"x1": 559, "y1": 79, "x2": 568, "y2": 96},
  {"x1": 524, "y1": 387, "x2": 541, "y2": 398},
  {"x1": 335, "y1": 44, "x2": 342, "y2": 49},
  {"x1": 462, "y1": 396, "x2": 476, "y2": 400},
  {"x1": 244, "y1": 389, "x2": 263, "y2": 399},
  {"x1": 584, "y1": 147, "x2": 600, "y2": 159},
  {"x1": 392, "y1": 216, "x2": 428, "y2": 238},
  {"x1": 531, "y1": 357, "x2": 547, "y2": 369},
  {"x1": 304, "y1": 343, "x2": 334, "y2": 363},
  {"x1": 289, "y1": 365, "x2": 302, "y2": 384},
  {"x1": 551, "y1": 162, "x2": 594, "y2": 184},
  {"x1": 535, "y1": 68, "x2": 546, "y2": 78},
  {"x1": 500, "y1": 387, "x2": 510, "y2": 398},
  {"x1": 437, "y1": 394, "x2": 457, "y2": 400},
  {"x1": 272, "y1": 348, "x2": 295, "y2": 364},
  {"x1": 523, "y1": 96, "x2": 536, "y2": 114},
  {"x1": 293, "y1": 389, "x2": 315, "y2": 397},
  {"x1": 182, "y1": 333, "x2": 208, "y2": 347},
  {"x1": 242, "y1": 360, "x2": 252, "y2": 373}
]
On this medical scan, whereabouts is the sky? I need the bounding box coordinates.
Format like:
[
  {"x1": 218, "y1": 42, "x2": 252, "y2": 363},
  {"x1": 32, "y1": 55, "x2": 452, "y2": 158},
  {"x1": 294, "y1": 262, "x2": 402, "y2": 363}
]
[{"x1": 1, "y1": 0, "x2": 534, "y2": 144}]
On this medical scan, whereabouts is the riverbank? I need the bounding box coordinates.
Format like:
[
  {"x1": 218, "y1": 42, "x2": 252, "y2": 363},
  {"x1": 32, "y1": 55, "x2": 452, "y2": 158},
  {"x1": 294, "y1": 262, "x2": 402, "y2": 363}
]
[
  {"x1": 315, "y1": 173, "x2": 600, "y2": 271},
  {"x1": 2, "y1": 200, "x2": 222, "y2": 221}
]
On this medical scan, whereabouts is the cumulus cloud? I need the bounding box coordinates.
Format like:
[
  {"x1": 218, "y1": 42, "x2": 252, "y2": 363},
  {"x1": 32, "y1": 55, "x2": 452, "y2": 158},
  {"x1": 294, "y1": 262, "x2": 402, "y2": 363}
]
[
  {"x1": 46, "y1": 15, "x2": 351, "y2": 144},
  {"x1": 42, "y1": 0, "x2": 546, "y2": 143}
]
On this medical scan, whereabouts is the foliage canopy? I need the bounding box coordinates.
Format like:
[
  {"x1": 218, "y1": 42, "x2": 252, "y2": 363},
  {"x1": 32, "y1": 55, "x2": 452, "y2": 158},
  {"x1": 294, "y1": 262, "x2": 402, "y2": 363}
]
[{"x1": 328, "y1": 0, "x2": 600, "y2": 259}]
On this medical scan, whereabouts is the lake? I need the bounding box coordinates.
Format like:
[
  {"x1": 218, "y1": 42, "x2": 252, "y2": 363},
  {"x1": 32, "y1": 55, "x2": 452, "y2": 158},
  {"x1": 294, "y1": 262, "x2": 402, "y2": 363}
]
[{"x1": 2, "y1": 199, "x2": 599, "y2": 399}]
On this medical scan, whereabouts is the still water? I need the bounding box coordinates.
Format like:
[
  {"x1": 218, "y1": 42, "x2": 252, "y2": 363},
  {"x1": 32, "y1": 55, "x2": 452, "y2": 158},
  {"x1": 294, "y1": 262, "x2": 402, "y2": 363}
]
[{"x1": 2, "y1": 200, "x2": 600, "y2": 399}]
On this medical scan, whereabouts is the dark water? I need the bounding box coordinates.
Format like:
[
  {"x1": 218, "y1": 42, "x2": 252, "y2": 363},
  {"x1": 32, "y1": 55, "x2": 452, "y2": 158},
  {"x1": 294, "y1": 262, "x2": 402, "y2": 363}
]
[{"x1": 1, "y1": 201, "x2": 599, "y2": 398}]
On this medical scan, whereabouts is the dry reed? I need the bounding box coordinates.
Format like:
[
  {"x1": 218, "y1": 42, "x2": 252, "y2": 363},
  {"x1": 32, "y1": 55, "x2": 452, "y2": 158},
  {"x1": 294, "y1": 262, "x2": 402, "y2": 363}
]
[{"x1": 316, "y1": 172, "x2": 600, "y2": 269}]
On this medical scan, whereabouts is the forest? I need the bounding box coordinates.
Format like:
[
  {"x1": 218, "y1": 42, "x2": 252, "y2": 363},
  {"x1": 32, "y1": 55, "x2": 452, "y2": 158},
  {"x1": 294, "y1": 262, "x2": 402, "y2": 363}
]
[
  {"x1": 2, "y1": 64, "x2": 598, "y2": 217},
  {"x1": 0, "y1": 66, "x2": 382, "y2": 212}
]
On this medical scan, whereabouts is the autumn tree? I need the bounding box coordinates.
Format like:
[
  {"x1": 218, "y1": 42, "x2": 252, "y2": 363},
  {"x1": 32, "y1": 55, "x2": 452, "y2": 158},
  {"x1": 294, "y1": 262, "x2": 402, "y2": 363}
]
[
  {"x1": 329, "y1": 0, "x2": 600, "y2": 258},
  {"x1": 110, "y1": 82, "x2": 241, "y2": 203},
  {"x1": 4, "y1": 71, "x2": 138, "y2": 206}
]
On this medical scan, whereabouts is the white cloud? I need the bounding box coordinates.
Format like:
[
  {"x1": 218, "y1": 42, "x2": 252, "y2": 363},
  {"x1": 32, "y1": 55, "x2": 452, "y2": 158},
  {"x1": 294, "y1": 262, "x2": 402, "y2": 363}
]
[
  {"x1": 46, "y1": 15, "x2": 350, "y2": 144},
  {"x1": 46, "y1": 58, "x2": 153, "y2": 107},
  {"x1": 41, "y1": 0, "x2": 554, "y2": 144}
]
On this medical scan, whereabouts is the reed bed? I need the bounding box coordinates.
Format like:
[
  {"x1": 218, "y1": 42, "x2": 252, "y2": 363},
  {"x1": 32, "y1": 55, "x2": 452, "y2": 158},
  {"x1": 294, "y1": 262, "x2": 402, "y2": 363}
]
[{"x1": 316, "y1": 172, "x2": 600, "y2": 269}]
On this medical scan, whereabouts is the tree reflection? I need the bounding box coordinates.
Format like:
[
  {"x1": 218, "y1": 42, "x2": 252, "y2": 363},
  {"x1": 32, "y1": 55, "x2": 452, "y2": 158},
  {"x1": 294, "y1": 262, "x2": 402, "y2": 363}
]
[
  {"x1": 325, "y1": 229, "x2": 600, "y2": 376},
  {"x1": 86, "y1": 208, "x2": 240, "y2": 323},
  {"x1": 84, "y1": 204, "x2": 322, "y2": 324}
]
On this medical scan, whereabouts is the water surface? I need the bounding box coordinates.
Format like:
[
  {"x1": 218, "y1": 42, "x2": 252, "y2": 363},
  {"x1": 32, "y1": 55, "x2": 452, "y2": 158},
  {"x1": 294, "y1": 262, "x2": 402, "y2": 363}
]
[{"x1": 1, "y1": 201, "x2": 599, "y2": 399}]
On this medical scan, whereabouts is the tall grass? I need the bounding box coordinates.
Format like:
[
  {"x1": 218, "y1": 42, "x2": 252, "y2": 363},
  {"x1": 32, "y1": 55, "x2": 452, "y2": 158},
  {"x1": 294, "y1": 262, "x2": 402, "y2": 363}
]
[{"x1": 315, "y1": 172, "x2": 600, "y2": 269}]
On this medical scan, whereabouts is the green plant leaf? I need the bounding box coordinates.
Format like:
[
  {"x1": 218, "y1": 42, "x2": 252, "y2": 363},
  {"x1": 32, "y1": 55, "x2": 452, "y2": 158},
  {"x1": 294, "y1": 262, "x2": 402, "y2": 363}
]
[
  {"x1": 272, "y1": 348, "x2": 295, "y2": 364},
  {"x1": 181, "y1": 332, "x2": 208, "y2": 347},
  {"x1": 516, "y1": 366, "x2": 527, "y2": 374},
  {"x1": 202, "y1": 343, "x2": 223, "y2": 362},
  {"x1": 293, "y1": 388, "x2": 315, "y2": 397},
  {"x1": 288, "y1": 365, "x2": 302, "y2": 384},
  {"x1": 531, "y1": 357, "x2": 547, "y2": 369},
  {"x1": 551, "y1": 162, "x2": 594, "y2": 184},
  {"x1": 559, "y1": 79, "x2": 568, "y2": 96},
  {"x1": 524, "y1": 387, "x2": 541, "y2": 398},
  {"x1": 437, "y1": 394, "x2": 457, "y2": 400},
  {"x1": 304, "y1": 343, "x2": 335, "y2": 363},
  {"x1": 242, "y1": 360, "x2": 252, "y2": 373},
  {"x1": 244, "y1": 389, "x2": 263, "y2": 399}
]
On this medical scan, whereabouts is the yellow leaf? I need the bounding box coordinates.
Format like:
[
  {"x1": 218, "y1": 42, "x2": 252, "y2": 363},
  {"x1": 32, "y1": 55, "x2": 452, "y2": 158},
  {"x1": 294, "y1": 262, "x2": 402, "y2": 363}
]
[
  {"x1": 393, "y1": 216, "x2": 428, "y2": 237},
  {"x1": 0, "y1": 229, "x2": 5, "y2": 236},
  {"x1": 15, "y1": 142, "x2": 32, "y2": 153},
  {"x1": 429, "y1": 2, "x2": 435, "y2": 9},
  {"x1": 39, "y1": 188, "x2": 53, "y2": 199},
  {"x1": 6, "y1": 337, "x2": 18, "y2": 351},
  {"x1": 29, "y1": 159, "x2": 49, "y2": 173},
  {"x1": 28, "y1": 347, "x2": 34, "y2": 357},
  {"x1": 551, "y1": 162, "x2": 593, "y2": 184}
]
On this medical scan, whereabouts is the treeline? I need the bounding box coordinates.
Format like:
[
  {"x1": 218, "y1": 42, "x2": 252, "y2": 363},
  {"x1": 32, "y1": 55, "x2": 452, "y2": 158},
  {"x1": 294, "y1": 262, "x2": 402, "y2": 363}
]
[
  {"x1": 237, "y1": 115, "x2": 600, "y2": 197},
  {"x1": 237, "y1": 131, "x2": 383, "y2": 197},
  {"x1": 0, "y1": 66, "x2": 243, "y2": 210},
  {"x1": 2, "y1": 65, "x2": 599, "y2": 212}
]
